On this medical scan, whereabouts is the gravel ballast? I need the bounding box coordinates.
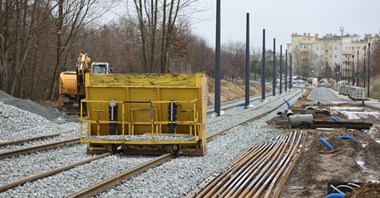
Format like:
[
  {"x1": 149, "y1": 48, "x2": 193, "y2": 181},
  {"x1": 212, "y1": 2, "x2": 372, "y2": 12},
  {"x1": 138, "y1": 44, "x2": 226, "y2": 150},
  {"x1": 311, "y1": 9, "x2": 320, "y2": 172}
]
[
  {"x1": 97, "y1": 90, "x2": 301, "y2": 198},
  {"x1": 0, "y1": 144, "x2": 87, "y2": 185},
  {"x1": 0, "y1": 155, "x2": 153, "y2": 197}
]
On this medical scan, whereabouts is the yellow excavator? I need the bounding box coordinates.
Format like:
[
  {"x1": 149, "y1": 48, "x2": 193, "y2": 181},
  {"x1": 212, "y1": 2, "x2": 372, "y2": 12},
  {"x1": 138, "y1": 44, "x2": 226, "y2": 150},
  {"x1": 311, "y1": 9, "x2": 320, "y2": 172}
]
[{"x1": 59, "y1": 53, "x2": 110, "y2": 109}]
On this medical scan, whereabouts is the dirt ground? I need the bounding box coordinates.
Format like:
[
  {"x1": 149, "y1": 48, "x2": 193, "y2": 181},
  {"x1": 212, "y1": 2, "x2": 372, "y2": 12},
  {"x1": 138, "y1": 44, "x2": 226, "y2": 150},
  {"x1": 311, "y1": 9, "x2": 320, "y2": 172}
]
[
  {"x1": 273, "y1": 92, "x2": 380, "y2": 197},
  {"x1": 207, "y1": 77, "x2": 261, "y2": 105}
]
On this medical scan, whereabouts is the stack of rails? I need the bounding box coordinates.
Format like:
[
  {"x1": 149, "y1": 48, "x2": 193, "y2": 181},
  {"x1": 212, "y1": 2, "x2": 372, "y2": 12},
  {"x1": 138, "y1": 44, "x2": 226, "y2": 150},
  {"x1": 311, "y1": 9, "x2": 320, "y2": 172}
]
[{"x1": 187, "y1": 131, "x2": 306, "y2": 198}]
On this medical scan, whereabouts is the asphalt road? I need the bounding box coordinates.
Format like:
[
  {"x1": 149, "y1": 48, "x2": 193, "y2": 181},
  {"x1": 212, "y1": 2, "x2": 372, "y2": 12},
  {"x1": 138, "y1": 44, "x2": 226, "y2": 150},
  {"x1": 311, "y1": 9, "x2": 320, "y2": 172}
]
[{"x1": 308, "y1": 87, "x2": 351, "y2": 104}]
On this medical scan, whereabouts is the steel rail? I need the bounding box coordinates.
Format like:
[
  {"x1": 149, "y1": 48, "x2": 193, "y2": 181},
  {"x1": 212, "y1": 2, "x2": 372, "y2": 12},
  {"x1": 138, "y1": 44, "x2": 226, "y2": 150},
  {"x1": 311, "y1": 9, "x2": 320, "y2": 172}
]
[
  {"x1": 0, "y1": 130, "x2": 74, "y2": 147},
  {"x1": 202, "y1": 136, "x2": 286, "y2": 198},
  {"x1": 272, "y1": 132, "x2": 308, "y2": 198},
  {"x1": 207, "y1": 91, "x2": 285, "y2": 114},
  {"x1": 195, "y1": 141, "x2": 279, "y2": 198},
  {"x1": 250, "y1": 132, "x2": 301, "y2": 197},
  {"x1": 226, "y1": 135, "x2": 290, "y2": 198},
  {"x1": 207, "y1": 89, "x2": 302, "y2": 140},
  {"x1": 188, "y1": 132, "x2": 305, "y2": 198},
  {"x1": 0, "y1": 138, "x2": 80, "y2": 159},
  {"x1": 263, "y1": 132, "x2": 305, "y2": 197},
  {"x1": 207, "y1": 90, "x2": 296, "y2": 124},
  {"x1": 0, "y1": 153, "x2": 110, "y2": 192},
  {"x1": 68, "y1": 153, "x2": 173, "y2": 198}
]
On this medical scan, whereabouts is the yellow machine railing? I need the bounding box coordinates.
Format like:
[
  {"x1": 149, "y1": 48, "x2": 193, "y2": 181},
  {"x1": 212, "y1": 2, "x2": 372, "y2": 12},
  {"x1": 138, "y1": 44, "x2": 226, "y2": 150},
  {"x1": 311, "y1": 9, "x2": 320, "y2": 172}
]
[{"x1": 79, "y1": 99, "x2": 201, "y2": 144}]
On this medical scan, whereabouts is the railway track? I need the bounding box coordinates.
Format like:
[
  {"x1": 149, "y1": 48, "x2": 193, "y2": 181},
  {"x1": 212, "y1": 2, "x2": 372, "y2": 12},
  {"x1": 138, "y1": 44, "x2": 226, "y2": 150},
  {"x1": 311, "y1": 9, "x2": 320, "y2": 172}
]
[
  {"x1": 207, "y1": 89, "x2": 301, "y2": 138},
  {"x1": 206, "y1": 91, "x2": 279, "y2": 114},
  {"x1": 0, "y1": 89, "x2": 302, "y2": 196},
  {"x1": 0, "y1": 137, "x2": 79, "y2": 159},
  {"x1": 64, "y1": 89, "x2": 302, "y2": 197},
  {"x1": 207, "y1": 89, "x2": 297, "y2": 125},
  {"x1": 0, "y1": 153, "x2": 109, "y2": 192}
]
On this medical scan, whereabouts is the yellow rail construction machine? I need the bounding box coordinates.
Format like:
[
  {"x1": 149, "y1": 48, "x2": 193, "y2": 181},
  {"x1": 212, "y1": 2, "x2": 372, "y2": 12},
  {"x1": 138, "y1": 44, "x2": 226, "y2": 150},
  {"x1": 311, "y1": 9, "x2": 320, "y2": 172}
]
[
  {"x1": 59, "y1": 53, "x2": 110, "y2": 108},
  {"x1": 79, "y1": 73, "x2": 208, "y2": 156}
]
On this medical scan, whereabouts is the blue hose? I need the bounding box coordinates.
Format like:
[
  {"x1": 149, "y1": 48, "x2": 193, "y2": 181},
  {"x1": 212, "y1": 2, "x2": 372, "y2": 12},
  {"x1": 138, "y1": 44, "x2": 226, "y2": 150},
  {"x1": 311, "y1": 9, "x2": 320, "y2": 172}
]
[
  {"x1": 320, "y1": 137, "x2": 334, "y2": 150},
  {"x1": 283, "y1": 99, "x2": 291, "y2": 109},
  {"x1": 325, "y1": 193, "x2": 345, "y2": 198},
  {"x1": 331, "y1": 116, "x2": 341, "y2": 122},
  {"x1": 338, "y1": 135, "x2": 359, "y2": 142}
]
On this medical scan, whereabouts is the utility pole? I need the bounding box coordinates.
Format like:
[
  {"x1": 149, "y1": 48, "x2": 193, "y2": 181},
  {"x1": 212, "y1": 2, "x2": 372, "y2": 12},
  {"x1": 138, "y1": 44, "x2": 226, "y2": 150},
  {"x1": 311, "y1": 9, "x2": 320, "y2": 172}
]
[
  {"x1": 261, "y1": 29, "x2": 266, "y2": 101},
  {"x1": 363, "y1": 46, "x2": 366, "y2": 88},
  {"x1": 272, "y1": 38, "x2": 276, "y2": 96},
  {"x1": 368, "y1": 42, "x2": 371, "y2": 98},
  {"x1": 279, "y1": 45, "x2": 283, "y2": 94},
  {"x1": 285, "y1": 50, "x2": 288, "y2": 92},
  {"x1": 289, "y1": 53, "x2": 293, "y2": 89},
  {"x1": 245, "y1": 13, "x2": 250, "y2": 108},
  {"x1": 214, "y1": 0, "x2": 221, "y2": 116},
  {"x1": 357, "y1": 51, "x2": 359, "y2": 86}
]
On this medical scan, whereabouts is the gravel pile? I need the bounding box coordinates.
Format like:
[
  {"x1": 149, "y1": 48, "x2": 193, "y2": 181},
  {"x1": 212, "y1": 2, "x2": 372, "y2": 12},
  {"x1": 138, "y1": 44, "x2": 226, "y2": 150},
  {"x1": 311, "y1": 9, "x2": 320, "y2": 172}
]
[
  {"x1": 96, "y1": 90, "x2": 301, "y2": 198},
  {"x1": 0, "y1": 103, "x2": 81, "y2": 147},
  {"x1": 0, "y1": 103, "x2": 61, "y2": 141},
  {"x1": 0, "y1": 154, "x2": 153, "y2": 197},
  {"x1": 0, "y1": 90, "x2": 68, "y2": 122}
]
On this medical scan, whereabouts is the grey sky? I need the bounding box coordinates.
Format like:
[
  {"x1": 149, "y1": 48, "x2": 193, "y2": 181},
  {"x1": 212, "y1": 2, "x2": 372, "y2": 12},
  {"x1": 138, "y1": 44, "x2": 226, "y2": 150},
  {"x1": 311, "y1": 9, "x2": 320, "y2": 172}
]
[
  {"x1": 191, "y1": 0, "x2": 380, "y2": 49},
  {"x1": 105, "y1": 0, "x2": 380, "y2": 50}
]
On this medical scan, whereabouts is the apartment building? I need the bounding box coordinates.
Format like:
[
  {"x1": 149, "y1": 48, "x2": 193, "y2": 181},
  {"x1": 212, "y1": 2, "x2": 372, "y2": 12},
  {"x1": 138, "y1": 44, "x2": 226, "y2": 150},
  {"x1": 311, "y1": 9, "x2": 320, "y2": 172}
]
[{"x1": 288, "y1": 32, "x2": 379, "y2": 79}]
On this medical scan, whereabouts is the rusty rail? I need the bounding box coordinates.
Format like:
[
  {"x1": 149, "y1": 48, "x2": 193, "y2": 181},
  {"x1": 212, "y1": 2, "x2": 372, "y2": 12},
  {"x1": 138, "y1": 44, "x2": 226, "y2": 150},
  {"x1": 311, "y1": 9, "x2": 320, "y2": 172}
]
[
  {"x1": 186, "y1": 132, "x2": 305, "y2": 198},
  {"x1": 0, "y1": 138, "x2": 80, "y2": 159},
  {"x1": 68, "y1": 153, "x2": 173, "y2": 198},
  {"x1": 0, "y1": 153, "x2": 109, "y2": 192}
]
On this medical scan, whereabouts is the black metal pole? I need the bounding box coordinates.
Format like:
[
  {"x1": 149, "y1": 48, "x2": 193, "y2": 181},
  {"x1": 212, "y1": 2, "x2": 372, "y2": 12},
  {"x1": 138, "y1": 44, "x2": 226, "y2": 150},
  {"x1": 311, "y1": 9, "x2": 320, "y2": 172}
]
[
  {"x1": 245, "y1": 13, "x2": 250, "y2": 108},
  {"x1": 357, "y1": 51, "x2": 359, "y2": 86},
  {"x1": 363, "y1": 46, "x2": 366, "y2": 88},
  {"x1": 214, "y1": 0, "x2": 221, "y2": 116},
  {"x1": 272, "y1": 38, "x2": 276, "y2": 96},
  {"x1": 261, "y1": 29, "x2": 265, "y2": 101},
  {"x1": 289, "y1": 53, "x2": 293, "y2": 89},
  {"x1": 285, "y1": 50, "x2": 288, "y2": 92},
  {"x1": 368, "y1": 42, "x2": 371, "y2": 98},
  {"x1": 352, "y1": 54, "x2": 355, "y2": 86},
  {"x1": 279, "y1": 45, "x2": 283, "y2": 94}
]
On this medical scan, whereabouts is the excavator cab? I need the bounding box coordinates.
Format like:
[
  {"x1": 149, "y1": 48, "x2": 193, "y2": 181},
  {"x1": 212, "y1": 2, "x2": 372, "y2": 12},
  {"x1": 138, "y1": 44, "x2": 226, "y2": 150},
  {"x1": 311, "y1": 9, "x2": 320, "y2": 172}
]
[
  {"x1": 91, "y1": 62, "x2": 109, "y2": 74},
  {"x1": 59, "y1": 53, "x2": 110, "y2": 111}
]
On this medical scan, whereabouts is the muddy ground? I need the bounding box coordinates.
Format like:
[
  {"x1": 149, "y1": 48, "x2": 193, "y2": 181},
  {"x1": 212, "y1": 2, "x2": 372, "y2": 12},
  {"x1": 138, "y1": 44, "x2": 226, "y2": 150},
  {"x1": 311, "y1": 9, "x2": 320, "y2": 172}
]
[{"x1": 270, "y1": 92, "x2": 380, "y2": 197}]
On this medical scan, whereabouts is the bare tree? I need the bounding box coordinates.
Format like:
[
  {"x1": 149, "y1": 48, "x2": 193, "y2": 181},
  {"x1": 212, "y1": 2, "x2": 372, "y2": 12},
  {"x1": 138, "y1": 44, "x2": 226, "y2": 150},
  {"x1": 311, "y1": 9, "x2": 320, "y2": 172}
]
[{"x1": 130, "y1": 0, "x2": 198, "y2": 73}]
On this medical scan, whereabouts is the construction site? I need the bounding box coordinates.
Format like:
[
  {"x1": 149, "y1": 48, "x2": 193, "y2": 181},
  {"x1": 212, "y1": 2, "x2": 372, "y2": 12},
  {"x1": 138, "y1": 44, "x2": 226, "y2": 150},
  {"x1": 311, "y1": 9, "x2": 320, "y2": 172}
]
[{"x1": 1, "y1": 1, "x2": 380, "y2": 198}]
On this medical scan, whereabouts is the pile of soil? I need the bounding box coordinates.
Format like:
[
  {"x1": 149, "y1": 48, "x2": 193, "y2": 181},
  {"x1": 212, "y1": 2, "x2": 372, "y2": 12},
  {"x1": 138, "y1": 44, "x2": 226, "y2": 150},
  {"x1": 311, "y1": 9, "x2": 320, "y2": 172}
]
[
  {"x1": 346, "y1": 182, "x2": 380, "y2": 198},
  {"x1": 207, "y1": 77, "x2": 260, "y2": 105}
]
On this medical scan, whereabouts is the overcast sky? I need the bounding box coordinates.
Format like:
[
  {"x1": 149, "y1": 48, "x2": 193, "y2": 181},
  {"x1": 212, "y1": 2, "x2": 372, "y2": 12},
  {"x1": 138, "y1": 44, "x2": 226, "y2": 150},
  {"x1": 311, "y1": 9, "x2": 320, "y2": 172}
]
[
  {"x1": 190, "y1": 0, "x2": 380, "y2": 49},
  {"x1": 107, "y1": 0, "x2": 380, "y2": 50}
]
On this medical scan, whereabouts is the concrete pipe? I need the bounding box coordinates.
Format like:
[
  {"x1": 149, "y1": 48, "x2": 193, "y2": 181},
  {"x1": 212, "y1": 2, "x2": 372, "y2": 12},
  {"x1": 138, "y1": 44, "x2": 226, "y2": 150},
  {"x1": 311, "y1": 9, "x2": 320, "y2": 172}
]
[{"x1": 288, "y1": 114, "x2": 313, "y2": 128}]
